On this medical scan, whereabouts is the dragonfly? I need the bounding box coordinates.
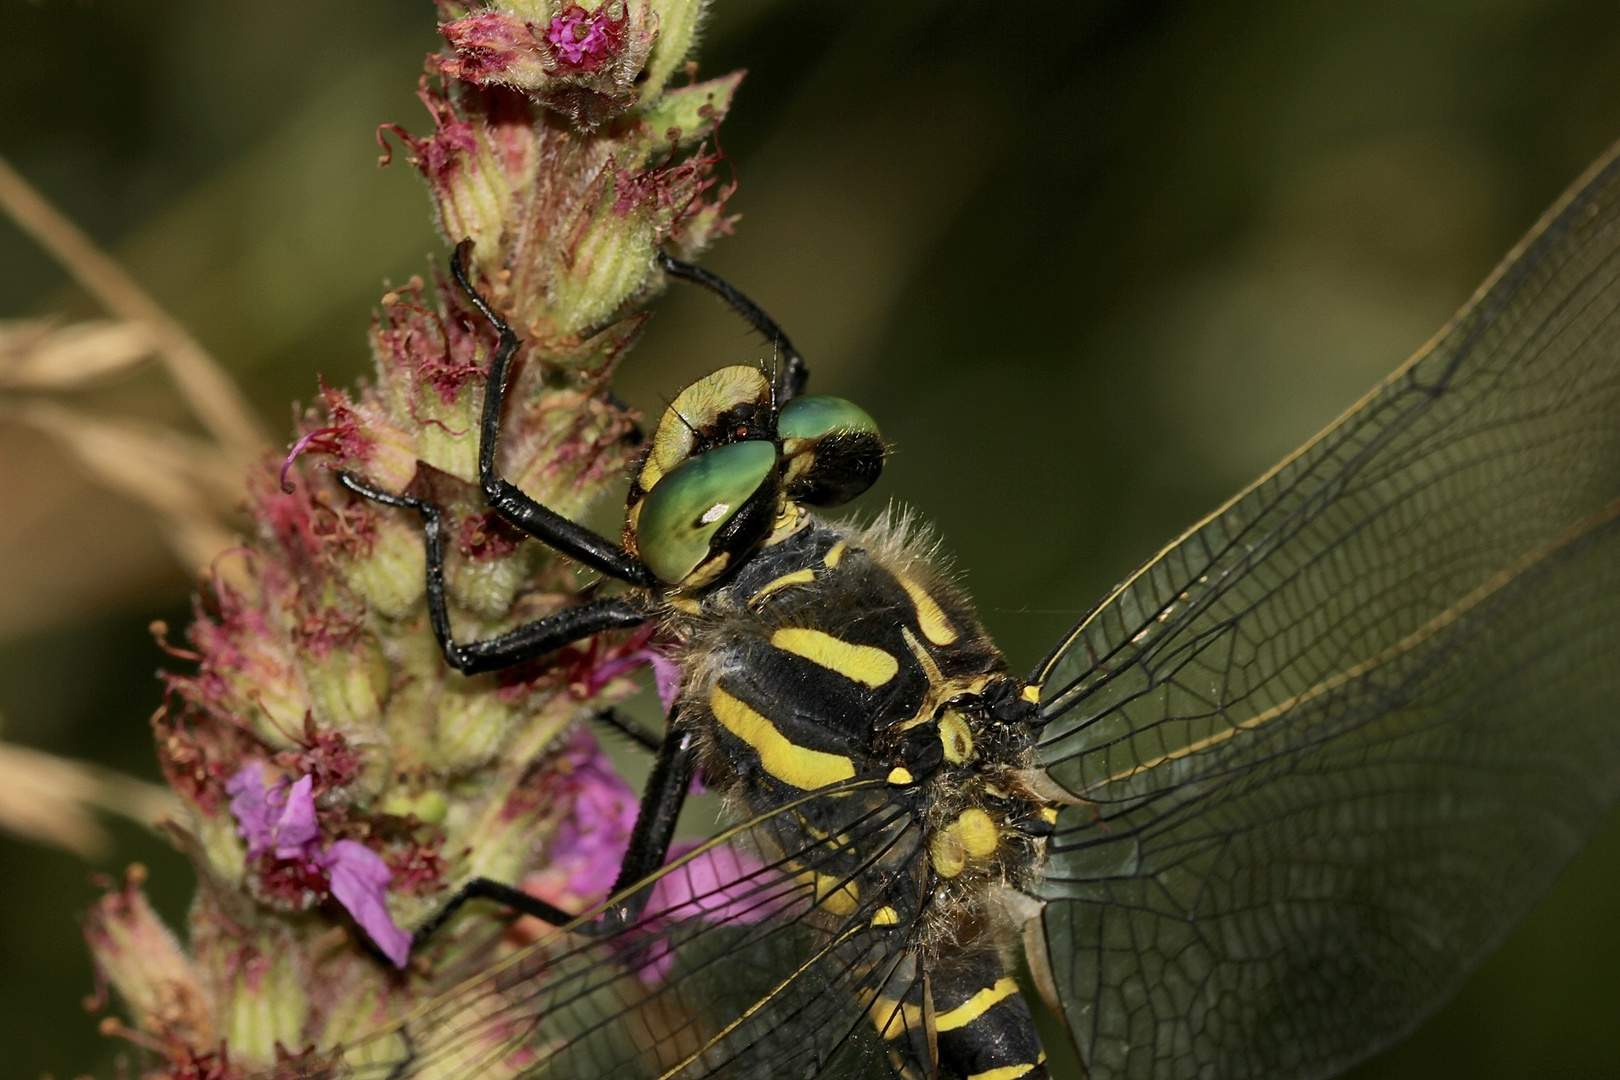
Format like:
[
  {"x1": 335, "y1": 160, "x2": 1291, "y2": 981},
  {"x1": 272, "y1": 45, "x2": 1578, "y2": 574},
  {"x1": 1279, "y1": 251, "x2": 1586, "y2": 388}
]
[{"x1": 305, "y1": 133, "x2": 1620, "y2": 1080}]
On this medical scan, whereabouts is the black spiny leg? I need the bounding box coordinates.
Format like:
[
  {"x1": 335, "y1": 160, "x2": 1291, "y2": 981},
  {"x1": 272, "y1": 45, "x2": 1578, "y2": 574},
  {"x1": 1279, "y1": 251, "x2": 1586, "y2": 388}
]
[
  {"x1": 338, "y1": 473, "x2": 645, "y2": 674},
  {"x1": 591, "y1": 707, "x2": 664, "y2": 753},
  {"x1": 411, "y1": 718, "x2": 698, "y2": 945},
  {"x1": 656, "y1": 251, "x2": 810, "y2": 402},
  {"x1": 449, "y1": 239, "x2": 659, "y2": 589},
  {"x1": 601, "y1": 725, "x2": 697, "y2": 927}
]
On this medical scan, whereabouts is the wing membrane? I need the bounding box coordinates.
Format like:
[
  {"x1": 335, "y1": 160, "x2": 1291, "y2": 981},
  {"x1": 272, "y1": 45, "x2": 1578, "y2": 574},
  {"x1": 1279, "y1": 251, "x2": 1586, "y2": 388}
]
[
  {"x1": 1031, "y1": 140, "x2": 1620, "y2": 1079},
  {"x1": 276, "y1": 782, "x2": 928, "y2": 1080}
]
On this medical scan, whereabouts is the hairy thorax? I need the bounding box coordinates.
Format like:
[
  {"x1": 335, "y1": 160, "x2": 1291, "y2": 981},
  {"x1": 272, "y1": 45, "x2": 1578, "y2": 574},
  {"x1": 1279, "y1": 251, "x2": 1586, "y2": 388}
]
[{"x1": 655, "y1": 512, "x2": 1052, "y2": 962}]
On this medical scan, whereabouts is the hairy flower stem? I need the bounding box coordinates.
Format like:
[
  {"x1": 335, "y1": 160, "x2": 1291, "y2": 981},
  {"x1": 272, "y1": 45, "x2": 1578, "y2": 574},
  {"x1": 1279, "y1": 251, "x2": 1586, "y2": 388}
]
[{"x1": 83, "y1": 2, "x2": 736, "y2": 1074}]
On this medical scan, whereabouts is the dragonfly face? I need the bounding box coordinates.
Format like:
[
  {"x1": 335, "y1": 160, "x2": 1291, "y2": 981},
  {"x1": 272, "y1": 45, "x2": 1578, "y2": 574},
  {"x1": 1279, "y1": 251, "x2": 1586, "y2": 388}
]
[{"x1": 327, "y1": 130, "x2": 1620, "y2": 1080}]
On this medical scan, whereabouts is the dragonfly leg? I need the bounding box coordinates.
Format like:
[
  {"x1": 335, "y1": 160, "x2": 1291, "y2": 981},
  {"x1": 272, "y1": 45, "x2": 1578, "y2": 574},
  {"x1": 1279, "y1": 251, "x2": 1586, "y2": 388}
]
[
  {"x1": 590, "y1": 706, "x2": 663, "y2": 753},
  {"x1": 412, "y1": 724, "x2": 698, "y2": 947},
  {"x1": 338, "y1": 472, "x2": 646, "y2": 674},
  {"x1": 445, "y1": 241, "x2": 660, "y2": 588},
  {"x1": 656, "y1": 251, "x2": 809, "y2": 401}
]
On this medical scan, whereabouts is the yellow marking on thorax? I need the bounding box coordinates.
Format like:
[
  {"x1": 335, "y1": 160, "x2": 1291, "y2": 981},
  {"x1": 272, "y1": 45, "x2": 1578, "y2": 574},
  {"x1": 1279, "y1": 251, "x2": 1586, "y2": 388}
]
[
  {"x1": 894, "y1": 626, "x2": 982, "y2": 733},
  {"x1": 896, "y1": 573, "x2": 958, "y2": 646},
  {"x1": 771, "y1": 627, "x2": 899, "y2": 687},
  {"x1": 886, "y1": 766, "x2": 913, "y2": 786},
  {"x1": 930, "y1": 829, "x2": 968, "y2": 879},
  {"x1": 710, "y1": 685, "x2": 856, "y2": 790},
  {"x1": 797, "y1": 869, "x2": 860, "y2": 915},
  {"x1": 935, "y1": 977, "x2": 1019, "y2": 1032},
  {"x1": 823, "y1": 540, "x2": 848, "y2": 567},
  {"x1": 929, "y1": 808, "x2": 999, "y2": 879},
  {"x1": 900, "y1": 625, "x2": 944, "y2": 687},
  {"x1": 967, "y1": 1064, "x2": 1041, "y2": 1080},
  {"x1": 939, "y1": 708, "x2": 975, "y2": 764},
  {"x1": 1021, "y1": 683, "x2": 1040, "y2": 703},
  {"x1": 954, "y1": 808, "x2": 998, "y2": 856},
  {"x1": 871, "y1": 906, "x2": 900, "y2": 926},
  {"x1": 750, "y1": 568, "x2": 816, "y2": 606}
]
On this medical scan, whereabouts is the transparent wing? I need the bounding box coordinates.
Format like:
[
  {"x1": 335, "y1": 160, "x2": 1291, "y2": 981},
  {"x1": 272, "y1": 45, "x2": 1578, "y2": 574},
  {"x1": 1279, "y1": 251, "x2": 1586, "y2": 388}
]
[
  {"x1": 274, "y1": 781, "x2": 930, "y2": 1080},
  {"x1": 1029, "y1": 140, "x2": 1620, "y2": 1080}
]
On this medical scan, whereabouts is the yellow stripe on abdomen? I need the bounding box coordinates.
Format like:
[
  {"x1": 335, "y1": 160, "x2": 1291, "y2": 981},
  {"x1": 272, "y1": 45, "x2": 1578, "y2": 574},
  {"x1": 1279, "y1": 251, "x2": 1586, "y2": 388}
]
[
  {"x1": 710, "y1": 685, "x2": 856, "y2": 789},
  {"x1": 770, "y1": 627, "x2": 899, "y2": 687},
  {"x1": 935, "y1": 977, "x2": 1019, "y2": 1032},
  {"x1": 966, "y1": 1065, "x2": 1041, "y2": 1080}
]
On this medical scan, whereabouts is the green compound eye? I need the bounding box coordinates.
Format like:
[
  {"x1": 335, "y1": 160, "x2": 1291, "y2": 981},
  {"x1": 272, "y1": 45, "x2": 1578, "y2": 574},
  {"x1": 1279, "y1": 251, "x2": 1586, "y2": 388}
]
[
  {"x1": 777, "y1": 395, "x2": 880, "y2": 441},
  {"x1": 636, "y1": 440, "x2": 778, "y2": 583}
]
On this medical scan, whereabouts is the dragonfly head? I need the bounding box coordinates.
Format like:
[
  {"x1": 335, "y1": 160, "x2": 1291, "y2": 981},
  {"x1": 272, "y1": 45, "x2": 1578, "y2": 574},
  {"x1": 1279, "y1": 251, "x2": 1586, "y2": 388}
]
[{"x1": 625, "y1": 365, "x2": 886, "y2": 589}]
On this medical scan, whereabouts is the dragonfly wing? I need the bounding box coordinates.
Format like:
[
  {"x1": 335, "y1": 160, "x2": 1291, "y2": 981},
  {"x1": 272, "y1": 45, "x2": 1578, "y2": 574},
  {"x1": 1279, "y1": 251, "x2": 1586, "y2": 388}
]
[
  {"x1": 1031, "y1": 139, "x2": 1620, "y2": 1080},
  {"x1": 273, "y1": 782, "x2": 931, "y2": 1080}
]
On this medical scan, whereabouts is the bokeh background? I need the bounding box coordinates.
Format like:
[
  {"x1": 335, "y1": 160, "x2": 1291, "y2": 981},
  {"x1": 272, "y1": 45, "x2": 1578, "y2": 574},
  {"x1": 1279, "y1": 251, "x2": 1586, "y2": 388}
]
[{"x1": 5, "y1": 0, "x2": 1620, "y2": 1077}]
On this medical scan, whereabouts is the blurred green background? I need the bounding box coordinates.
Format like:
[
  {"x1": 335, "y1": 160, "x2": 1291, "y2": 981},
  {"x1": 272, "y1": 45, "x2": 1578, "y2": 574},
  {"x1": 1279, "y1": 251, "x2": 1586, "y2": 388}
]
[{"x1": 5, "y1": 0, "x2": 1620, "y2": 1077}]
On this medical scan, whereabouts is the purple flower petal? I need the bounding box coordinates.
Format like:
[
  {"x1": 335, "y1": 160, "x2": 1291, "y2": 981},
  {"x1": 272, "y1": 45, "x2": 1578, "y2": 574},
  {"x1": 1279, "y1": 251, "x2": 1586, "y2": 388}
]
[
  {"x1": 545, "y1": 8, "x2": 617, "y2": 67},
  {"x1": 649, "y1": 652, "x2": 682, "y2": 714},
  {"x1": 273, "y1": 774, "x2": 320, "y2": 860},
  {"x1": 581, "y1": 643, "x2": 682, "y2": 716},
  {"x1": 546, "y1": 731, "x2": 638, "y2": 900},
  {"x1": 635, "y1": 842, "x2": 779, "y2": 985},
  {"x1": 649, "y1": 842, "x2": 775, "y2": 926},
  {"x1": 325, "y1": 839, "x2": 412, "y2": 968},
  {"x1": 226, "y1": 761, "x2": 274, "y2": 859}
]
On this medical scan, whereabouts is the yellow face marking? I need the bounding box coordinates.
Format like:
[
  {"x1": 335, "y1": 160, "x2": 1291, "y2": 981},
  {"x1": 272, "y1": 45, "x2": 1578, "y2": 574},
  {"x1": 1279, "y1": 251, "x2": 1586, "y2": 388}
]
[
  {"x1": 871, "y1": 906, "x2": 900, "y2": 927},
  {"x1": 667, "y1": 596, "x2": 702, "y2": 615},
  {"x1": 640, "y1": 366, "x2": 770, "y2": 491},
  {"x1": 771, "y1": 628, "x2": 900, "y2": 688},
  {"x1": 823, "y1": 540, "x2": 848, "y2": 567},
  {"x1": 896, "y1": 574, "x2": 958, "y2": 646},
  {"x1": 750, "y1": 568, "x2": 816, "y2": 606},
  {"x1": 679, "y1": 551, "x2": 731, "y2": 591},
  {"x1": 939, "y1": 709, "x2": 975, "y2": 765},
  {"x1": 765, "y1": 500, "x2": 802, "y2": 544},
  {"x1": 886, "y1": 766, "x2": 913, "y2": 786},
  {"x1": 966, "y1": 1065, "x2": 1040, "y2": 1080},
  {"x1": 1021, "y1": 683, "x2": 1040, "y2": 703},
  {"x1": 935, "y1": 977, "x2": 1019, "y2": 1032},
  {"x1": 710, "y1": 685, "x2": 856, "y2": 790}
]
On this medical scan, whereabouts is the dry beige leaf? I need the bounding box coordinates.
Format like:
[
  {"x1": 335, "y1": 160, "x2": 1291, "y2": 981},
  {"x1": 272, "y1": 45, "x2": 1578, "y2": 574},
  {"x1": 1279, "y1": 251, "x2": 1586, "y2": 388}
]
[
  {"x1": 0, "y1": 737, "x2": 177, "y2": 858},
  {"x1": 0, "y1": 318, "x2": 157, "y2": 390},
  {"x1": 6, "y1": 401, "x2": 244, "y2": 580},
  {"x1": 0, "y1": 155, "x2": 267, "y2": 461}
]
